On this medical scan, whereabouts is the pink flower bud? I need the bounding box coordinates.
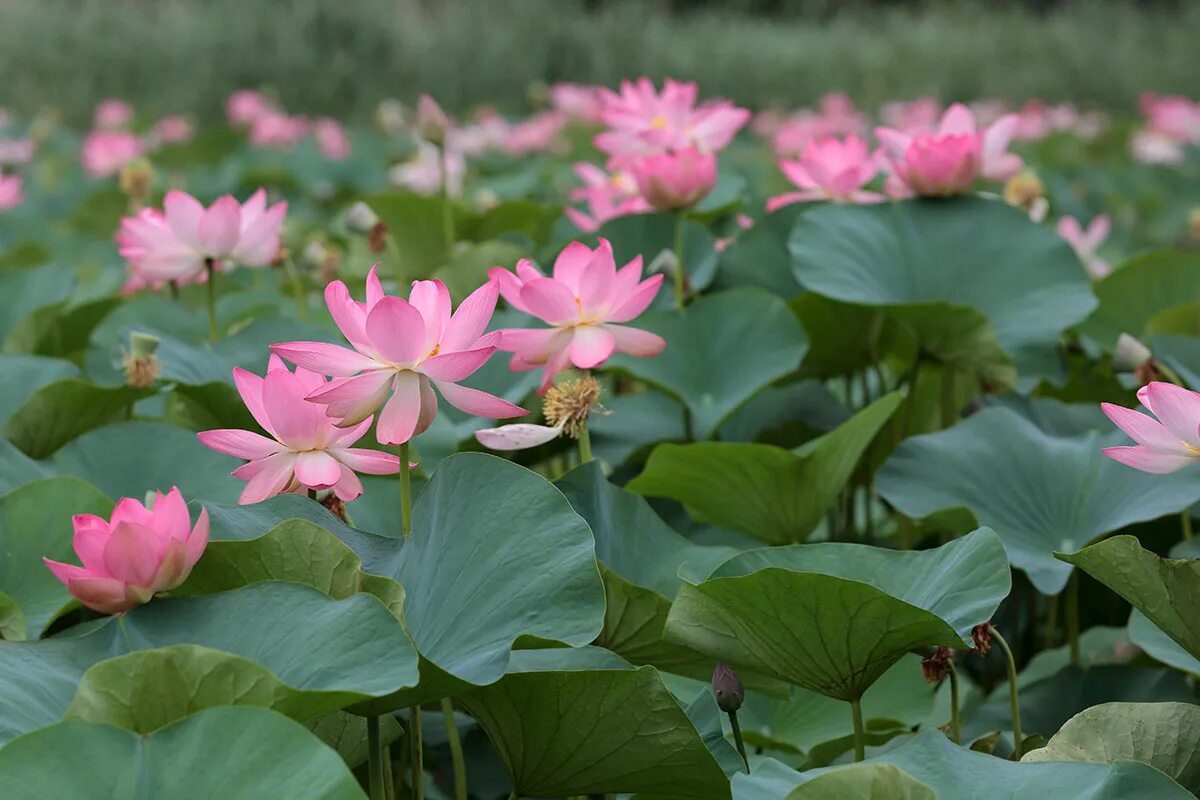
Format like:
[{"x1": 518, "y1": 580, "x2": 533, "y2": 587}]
[{"x1": 631, "y1": 147, "x2": 717, "y2": 212}]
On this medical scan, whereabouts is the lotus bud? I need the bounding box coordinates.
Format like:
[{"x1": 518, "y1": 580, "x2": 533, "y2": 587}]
[
  {"x1": 647, "y1": 248, "x2": 678, "y2": 277},
  {"x1": 1188, "y1": 208, "x2": 1200, "y2": 244},
  {"x1": 118, "y1": 157, "x2": 154, "y2": 205},
  {"x1": 543, "y1": 376, "x2": 603, "y2": 439},
  {"x1": 122, "y1": 331, "x2": 161, "y2": 388},
  {"x1": 1113, "y1": 333, "x2": 1153, "y2": 373},
  {"x1": 971, "y1": 622, "x2": 992, "y2": 656},
  {"x1": 375, "y1": 98, "x2": 407, "y2": 136},
  {"x1": 473, "y1": 189, "x2": 500, "y2": 212},
  {"x1": 920, "y1": 647, "x2": 954, "y2": 682},
  {"x1": 416, "y1": 94, "x2": 450, "y2": 145},
  {"x1": 711, "y1": 662, "x2": 744, "y2": 712},
  {"x1": 301, "y1": 239, "x2": 330, "y2": 271},
  {"x1": 344, "y1": 201, "x2": 380, "y2": 234}
]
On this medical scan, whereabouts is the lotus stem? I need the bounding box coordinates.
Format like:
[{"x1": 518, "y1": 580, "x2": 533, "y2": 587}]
[
  {"x1": 947, "y1": 661, "x2": 961, "y2": 744},
  {"x1": 1066, "y1": 570, "x2": 1080, "y2": 666},
  {"x1": 440, "y1": 146, "x2": 455, "y2": 249},
  {"x1": 283, "y1": 255, "x2": 309, "y2": 323},
  {"x1": 990, "y1": 625, "x2": 1023, "y2": 759},
  {"x1": 367, "y1": 715, "x2": 385, "y2": 800},
  {"x1": 399, "y1": 442, "x2": 412, "y2": 538},
  {"x1": 204, "y1": 257, "x2": 218, "y2": 342},
  {"x1": 940, "y1": 367, "x2": 956, "y2": 428},
  {"x1": 507, "y1": 791, "x2": 518, "y2": 800},
  {"x1": 850, "y1": 696, "x2": 866, "y2": 761},
  {"x1": 409, "y1": 705, "x2": 424, "y2": 800},
  {"x1": 577, "y1": 421, "x2": 593, "y2": 464},
  {"x1": 673, "y1": 211, "x2": 686, "y2": 308},
  {"x1": 726, "y1": 709, "x2": 749, "y2": 772},
  {"x1": 1183, "y1": 509, "x2": 1194, "y2": 541},
  {"x1": 441, "y1": 698, "x2": 468, "y2": 800},
  {"x1": 1043, "y1": 592, "x2": 1059, "y2": 651}
]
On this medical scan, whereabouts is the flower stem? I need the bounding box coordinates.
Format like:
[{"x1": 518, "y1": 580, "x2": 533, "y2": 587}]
[
  {"x1": 399, "y1": 441, "x2": 412, "y2": 538},
  {"x1": 1183, "y1": 509, "x2": 1194, "y2": 541},
  {"x1": 991, "y1": 625, "x2": 1024, "y2": 759},
  {"x1": 440, "y1": 147, "x2": 455, "y2": 250},
  {"x1": 204, "y1": 258, "x2": 218, "y2": 342},
  {"x1": 1065, "y1": 570, "x2": 1080, "y2": 666},
  {"x1": 577, "y1": 421, "x2": 593, "y2": 464},
  {"x1": 441, "y1": 698, "x2": 467, "y2": 800},
  {"x1": 850, "y1": 696, "x2": 866, "y2": 761},
  {"x1": 409, "y1": 705, "x2": 424, "y2": 800},
  {"x1": 947, "y1": 661, "x2": 961, "y2": 744},
  {"x1": 367, "y1": 715, "x2": 385, "y2": 800},
  {"x1": 673, "y1": 211, "x2": 686, "y2": 309},
  {"x1": 283, "y1": 256, "x2": 309, "y2": 323},
  {"x1": 308, "y1": 488, "x2": 318, "y2": 501},
  {"x1": 726, "y1": 709, "x2": 749, "y2": 772}
]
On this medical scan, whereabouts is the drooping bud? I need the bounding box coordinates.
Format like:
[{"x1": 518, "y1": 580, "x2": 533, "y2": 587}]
[
  {"x1": 1112, "y1": 333, "x2": 1153, "y2": 373},
  {"x1": 344, "y1": 201, "x2": 381, "y2": 234},
  {"x1": 122, "y1": 331, "x2": 161, "y2": 388},
  {"x1": 971, "y1": 623, "x2": 992, "y2": 656},
  {"x1": 1002, "y1": 170, "x2": 1046, "y2": 221},
  {"x1": 712, "y1": 662, "x2": 744, "y2": 713},
  {"x1": 921, "y1": 647, "x2": 954, "y2": 682},
  {"x1": 542, "y1": 376, "x2": 602, "y2": 438},
  {"x1": 118, "y1": 158, "x2": 154, "y2": 206},
  {"x1": 415, "y1": 94, "x2": 450, "y2": 146}
]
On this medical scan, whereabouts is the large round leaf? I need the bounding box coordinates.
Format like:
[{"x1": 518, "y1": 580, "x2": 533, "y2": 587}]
[
  {"x1": 0, "y1": 706, "x2": 365, "y2": 800},
  {"x1": 785, "y1": 764, "x2": 936, "y2": 800},
  {"x1": 4, "y1": 379, "x2": 153, "y2": 459},
  {"x1": 1079, "y1": 250, "x2": 1200, "y2": 347},
  {"x1": 1129, "y1": 610, "x2": 1200, "y2": 675},
  {"x1": 607, "y1": 288, "x2": 808, "y2": 439},
  {"x1": 591, "y1": 210, "x2": 720, "y2": 292},
  {"x1": 0, "y1": 354, "x2": 79, "y2": 424},
  {"x1": 877, "y1": 406, "x2": 1200, "y2": 594},
  {"x1": 665, "y1": 528, "x2": 1009, "y2": 700}
]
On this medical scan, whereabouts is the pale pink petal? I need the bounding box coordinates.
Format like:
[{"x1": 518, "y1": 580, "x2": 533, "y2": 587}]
[
  {"x1": 294, "y1": 450, "x2": 344, "y2": 489},
  {"x1": 150, "y1": 487, "x2": 192, "y2": 543},
  {"x1": 326, "y1": 417, "x2": 376, "y2": 448},
  {"x1": 324, "y1": 281, "x2": 371, "y2": 350},
  {"x1": 197, "y1": 429, "x2": 285, "y2": 459},
  {"x1": 611, "y1": 256, "x2": 645, "y2": 299},
  {"x1": 475, "y1": 423, "x2": 564, "y2": 451},
  {"x1": 577, "y1": 239, "x2": 617, "y2": 317},
  {"x1": 236, "y1": 452, "x2": 299, "y2": 504},
  {"x1": 552, "y1": 241, "x2": 597, "y2": 293},
  {"x1": 364, "y1": 264, "x2": 385, "y2": 309},
  {"x1": 419, "y1": 346, "x2": 496, "y2": 382},
  {"x1": 1102, "y1": 445, "x2": 1197, "y2": 474},
  {"x1": 330, "y1": 447, "x2": 401, "y2": 475},
  {"x1": 232, "y1": 367, "x2": 275, "y2": 436},
  {"x1": 434, "y1": 381, "x2": 526, "y2": 419},
  {"x1": 307, "y1": 370, "x2": 395, "y2": 426},
  {"x1": 330, "y1": 465, "x2": 364, "y2": 501},
  {"x1": 520, "y1": 278, "x2": 580, "y2": 325},
  {"x1": 442, "y1": 280, "x2": 500, "y2": 351},
  {"x1": 1100, "y1": 403, "x2": 1191, "y2": 454},
  {"x1": 1139, "y1": 382, "x2": 1200, "y2": 448},
  {"x1": 101, "y1": 522, "x2": 169, "y2": 587},
  {"x1": 416, "y1": 374, "x2": 439, "y2": 434},
  {"x1": 269, "y1": 341, "x2": 378, "y2": 377},
  {"x1": 262, "y1": 368, "x2": 324, "y2": 450},
  {"x1": 197, "y1": 196, "x2": 241, "y2": 256},
  {"x1": 605, "y1": 324, "x2": 666, "y2": 358},
  {"x1": 163, "y1": 190, "x2": 205, "y2": 249},
  {"x1": 71, "y1": 516, "x2": 109, "y2": 572},
  {"x1": 44, "y1": 559, "x2": 101, "y2": 589},
  {"x1": 939, "y1": 104, "x2": 977, "y2": 136},
  {"x1": 377, "y1": 371, "x2": 424, "y2": 445},
  {"x1": 569, "y1": 326, "x2": 616, "y2": 368},
  {"x1": 185, "y1": 507, "x2": 209, "y2": 569},
  {"x1": 488, "y1": 266, "x2": 530, "y2": 313},
  {"x1": 109, "y1": 497, "x2": 154, "y2": 531},
  {"x1": 409, "y1": 280, "x2": 451, "y2": 352},
  {"x1": 607, "y1": 274, "x2": 664, "y2": 323},
  {"x1": 365, "y1": 297, "x2": 427, "y2": 365}
]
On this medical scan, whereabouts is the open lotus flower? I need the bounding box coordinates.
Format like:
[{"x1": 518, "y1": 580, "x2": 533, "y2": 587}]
[
  {"x1": 94, "y1": 98, "x2": 134, "y2": 130},
  {"x1": 271, "y1": 266, "x2": 525, "y2": 445},
  {"x1": 43, "y1": 488, "x2": 208, "y2": 614},
  {"x1": 250, "y1": 111, "x2": 310, "y2": 150},
  {"x1": 549, "y1": 82, "x2": 606, "y2": 123},
  {"x1": 490, "y1": 239, "x2": 665, "y2": 392},
  {"x1": 82, "y1": 130, "x2": 143, "y2": 178},
  {"x1": 766, "y1": 134, "x2": 883, "y2": 211},
  {"x1": 198, "y1": 356, "x2": 400, "y2": 503},
  {"x1": 227, "y1": 90, "x2": 274, "y2": 126},
  {"x1": 1057, "y1": 214, "x2": 1112, "y2": 280},
  {"x1": 875, "y1": 103, "x2": 1022, "y2": 197},
  {"x1": 0, "y1": 173, "x2": 21, "y2": 211},
  {"x1": 565, "y1": 163, "x2": 650, "y2": 232},
  {"x1": 152, "y1": 116, "x2": 194, "y2": 146},
  {"x1": 1102, "y1": 382, "x2": 1200, "y2": 473},
  {"x1": 630, "y1": 147, "x2": 717, "y2": 211}
]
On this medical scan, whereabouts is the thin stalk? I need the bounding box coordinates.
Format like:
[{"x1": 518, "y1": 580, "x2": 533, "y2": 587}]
[
  {"x1": 283, "y1": 256, "x2": 309, "y2": 322},
  {"x1": 308, "y1": 488, "x2": 318, "y2": 501},
  {"x1": 367, "y1": 715, "x2": 386, "y2": 800},
  {"x1": 850, "y1": 696, "x2": 866, "y2": 761},
  {"x1": 947, "y1": 662, "x2": 961, "y2": 744},
  {"x1": 409, "y1": 706, "x2": 424, "y2": 800},
  {"x1": 726, "y1": 709, "x2": 749, "y2": 772},
  {"x1": 507, "y1": 792, "x2": 518, "y2": 800},
  {"x1": 395, "y1": 736, "x2": 407, "y2": 800},
  {"x1": 440, "y1": 698, "x2": 467, "y2": 800},
  {"x1": 399, "y1": 442, "x2": 412, "y2": 538},
  {"x1": 1043, "y1": 592, "x2": 1060, "y2": 651},
  {"x1": 577, "y1": 421, "x2": 593, "y2": 464},
  {"x1": 204, "y1": 258, "x2": 219, "y2": 342},
  {"x1": 1183, "y1": 509, "x2": 1194, "y2": 541},
  {"x1": 990, "y1": 626, "x2": 1024, "y2": 759},
  {"x1": 940, "y1": 367, "x2": 957, "y2": 428},
  {"x1": 672, "y1": 211, "x2": 686, "y2": 308},
  {"x1": 439, "y1": 147, "x2": 455, "y2": 249},
  {"x1": 1066, "y1": 570, "x2": 1080, "y2": 666},
  {"x1": 383, "y1": 743, "x2": 396, "y2": 800}
]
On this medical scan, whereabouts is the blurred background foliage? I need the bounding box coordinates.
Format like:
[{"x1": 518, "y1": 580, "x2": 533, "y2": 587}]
[{"x1": 1, "y1": 0, "x2": 1196, "y2": 124}]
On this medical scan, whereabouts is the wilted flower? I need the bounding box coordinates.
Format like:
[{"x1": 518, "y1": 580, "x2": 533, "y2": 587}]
[
  {"x1": 766, "y1": 134, "x2": 882, "y2": 211},
  {"x1": 630, "y1": 147, "x2": 717, "y2": 212},
  {"x1": 1057, "y1": 214, "x2": 1111, "y2": 280},
  {"x1": 921, "y1": 647, "x2": 954, "y2": 682},
  {"x1": 971, "y1": 623, "x2": 992, "y2": 656},
  {"x1": 43, "y1": 488, "x2": 208, "y2": 614},
  {"x1": 122, "y1": 331, "x2": 161, "y2": 389},
  {"x1": 93, "y1": 98, "x2": 134, "y2": 130},
  {"x1": 712, "y1": 663, "x2": 744, "y2": 712},
  {"x1": 1102, "y1": 382, "x2": 1200, "y2": 473},
  {"x1": 475, "y1": 375, "x2": 602, "y2": 451},
  {"x1": 82, "y1": 130, "x2": 143, "y2": 178}
]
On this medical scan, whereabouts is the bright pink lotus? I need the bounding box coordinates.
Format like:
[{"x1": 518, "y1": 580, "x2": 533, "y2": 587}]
[
  {"x1": 566, "y1": 163, "x2": 650, "y2": 232},
  {"x1": 81, "y1": 130, "x2": 143, "y2": 178},
  {"x1": 271, "y1": 267, "x2": 525, "y2": 445},
  {"x1": 198, "y1": 356, "x2": 400, "y2": 503},
  {"x1": 1102, "y1": 382, "x2": 1200, "y2": 473},
  {"x1": 0, "y1": 173, "x2": 21, "y2": 211},
  {"x1": 490, "y1": 239, "x2": 665, "y2": 391},
  {"x1": 43, "y1": 488, "x2": 209, "y2": 614},
  {"x1": 631, "y1": 147, "x2": 717, "y2": 211},
  {"x1": 767, "y1": 134, "x2": 883, "y2": 211},
  {"x1": 1057, "y1": 214, "x2": 1112, "y2": 280},
  {"x1": 875, "y1": 103, "x2": 1022, "y2": 197}
]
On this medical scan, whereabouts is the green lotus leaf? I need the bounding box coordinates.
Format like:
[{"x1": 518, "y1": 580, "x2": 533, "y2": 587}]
[
  {"x1": 784, "y1": 764, "x2": 936, "y2": 800},
  {"x1": 1080, "y1": 250, "x2": 1200, "y2": 347},
  {"x1": 0, "y1": 706, "x2": 366, "y2": 800},
  {"x1": 1129, "y1": 610, "x2": 1200, "y2": 675},
  {"x1": 715, "y1": 205, "x2": 805, "y2": 298},
  {"x1": 878, "y1": 406, "x2": 1200, "y2": 594},
  {"x1": 628, "y1": 392, "x2": 903, "y2": 544},
  {"x1": 665, "y1": 528, "x2": 1009, "y2": 700},
  {"x1": 0, "y1": 354, "x2": 79, "y2": 424},
  {"x1": 592, "y1": 210, "x2": 720, "y2": 292},
  {"x1": 4, "y1": 379, "x2": 153, "y2": 459},
  {"x1": 0, "y1": 437, "x2": 51, "y2": 493}
]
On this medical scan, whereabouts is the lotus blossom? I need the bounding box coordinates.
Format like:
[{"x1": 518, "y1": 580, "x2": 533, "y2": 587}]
[
  {"x1": 490, "y1": 239, "x2": 665, "y2": 392},
  {"x1": 880, "y1": 98, "x2": 943, "y2": 134},
  {"x1": 767, "y1": 134, "x2": 883, "y2": 211},
  {"x1": 1131, "y1": 130, "x2": 1186, "y2": 166},
  {"x1": 416, "y1": 94, "x2": 451, "y2": 144},
  {"x1": 227, "y1": 90, "x2": 273, "y2": 126},
  {"x1": 504, "y1": 111, "x2": 567, "y2": 155},
  {"x1": 43, "y1": 488, "x2": 209, "y2": 614},
  {"x1": 549, "y1": 83, "x2": 605, "y2": 123},
  {"x1": 0, "y1": 137, "x2": 34, "y2": 166},
  {"x1": 314, "y1": 117, "x2": 351, "y2": 160},
  {"x1": 152, "y1": 116, "x2": 194, "y2": 146},
  {"x1": 82, "y1": 130, "x2": 143, "y2": 178},
  {"x1": 630, "y1": 147, "x2": 717, "y2": 211},
  {"x1": 1102, "y1": 382, "x2": 1200, "y2": 473},
  {"x1": 0, "y1": 173, "x2": 21, "y2": 211},
  {"x1": 271, "y1": 266, "x2": 525, "y2": 445},
  {"x1": 388, "y1": 141, "x2": 464, "y2": 197},
  {"x1": 1057, "y1": 214, "x2": 1111, "y2": 280},
  {"x1": 1140, "y1": 93, "x2": 1200, "y2": 143},
  {"x1": 566, "y1": 163, "x2": 651, "y2": 232},
  {"x1": 198, "y1": 356, "x2": 400, "y2": 503},
  {"x1": 875, "y1": 103, "x2": 1022, "y2": 197},
  {"x1": 94, "y1": 98, "x2": 134, "y2": 130},
  {"x1": 250, "y1": 111, "x2": 310, "y2": 149}
]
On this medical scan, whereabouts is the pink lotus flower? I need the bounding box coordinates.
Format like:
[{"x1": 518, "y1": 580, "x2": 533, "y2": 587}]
[
  {"x1": 227, "y1": 90, "x2": 274, "y2": 127},
  {"x1": 875, "y1": 103, "x2": 1022, "y2": 197},
  {"x1": 0, "y1": 173, "x2": 21, "y2": 211},
  {"x1": 1102, "y1": 382, "x2": 1200, "y2": 473},
  {"x1": 43, "y1": 488, "x2": 209, "y2": 614},
  {"x1": 596, "y1": 78, "x2": 749, "y2": 168},
  {"x1": 766, "y1": 134, "x2": 883, "y2": 211},
  {"x1": 198, "y1": 356, "x2": 400, "y2": 503},
  {"x1": 0, "y1": 137, "x2": 34, "y2": 166},
  {"x1": 1057, "y1": 214, "x2": 1111, "y2": 280},
  {"x1": 630, "y1": 147, "x2": 717, "y2": 212},
  {"x1": 94, "y1": 98, "x2": 134, "y2": 130},
  {"x1": 1131, "y1": 130, "x2": 1186, "y2": 166},
  {"x1": 490, "y1": 239, "x2": 665, "y2": 392},
  {"x1": 250, "y1": 111, "x2": 310, "y2": 149},
  {"x1": 152, "y1": 116, "x2": 194, "y2": 145},
  {"x1": 504, "y1": 111, "x2": 567, "y2": 155},
  {"x1": 271, "y1": 266, "x2": 525, "y2": 445},
  {"x1": 566, "y1": 163, "x2": 651, "y2": 232},
  {"x1": 388, "y1": 141, "x2": 464, "y2": 197},
  {"x1": 880, "y1": 98, "x2": 943, "y2": 135},
  {"x1": 314, "y1": 117, "x2": 351, "y2": 161},
  {"x1": 1140, "y1": 93, "x2": 1200, "y2": 143},
  {"x1": 416, "y1": 94, "x2": 451, "y2": 144},
  {"x1": 82, "y1": 130, "x2": 143, "y2": 178},
  {"x1": 549, "y1": 83, "x2": 606, "y2": 123}
]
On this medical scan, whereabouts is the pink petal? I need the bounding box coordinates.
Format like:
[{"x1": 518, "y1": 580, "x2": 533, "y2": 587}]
[
  {"x1": 101, "y1": 521, "x2": 169, "y2": 587},
  {"x1": 197, "y1": 429, "x2": 285, "y2": 460},
  {"x1": 1139, "y1": 382, "x2": 1200, "y2": 448},
  {"x1": 197, "y1": 196, "x2": 241, "y2": 257},
  {"x1": 605, "y1": 324, "x2": 666, "y2": 358},
  {"x1": 569, "y1": 326, "x2": 616, "y2": 368},
  {"x1": 327, "y1": 417, "x2": 375, "y2": 448},
  {"x1": 364, "y1": 264, "x2": 385, "y2": 310},
  {"x1": 270, "y1": 341, "x2": 379, "y2": 377},
  {"x1": 489, "y1": 266, "x2": 531, "y2": 313},
  {"x1": 416, "y1": 374, "x2": 439, "y2": 434},
  {"x1": 611, "y1": 255, "x2": 645, "y2": 299},
  {"x1": 1100, "y1": 403, "x2": 1191, "y2": 455},
  {"x1": 376, "y1": 371, "x2": 424, "y2": 445},
  {"x1": 186, "y1": 507, "x2": 209, "y2": 569},
  {"x1": 324, "y1": 281, "x2": 370, "y2": 350},
  {"x1": 262, "y1": 368, "x2": 324, "y2": 450},
  {"x1": 109, "y1": 497, "x2": 154, "y2": 530},
  {"x1": 419, "y1": 346, "x2": 496, "y2": 382},
  {"x1": 409, "y1": 280, "x2": 451, "y2": 352},
  {"x1": 434, "y1": 381, "x2": 526, "y2": 419},
  {"x1": 330, "y1": 465, "x2": 364, "y2": 501},
  {"x1": 577, "y1": 239, "x2": 617, "y2": 317},
  {"x1": 307, "y1": 370, "x2": 395, "y2": 426},
  {"x1": 607, "y1": 274, "x2": 664, "y2": 323},
  {"x1": 236, "y1": 452, "x2": 299, "y2": 504},
  {"x1": 72, "y1": 515, "x2": 109, "y2": 571},
  {"x1": 365, "y1": 297, "x2": 427, "y2": 364},
  {"x1": 474, "y1": 423, "x2": 564, "y2": 451},
  {"x1": 44, "y1": 559, "x2": 100, "y2": 590},
  {"x1": 294, "y1": 450, "x2": 344, "y2": 489},
  {"x1": 552, "y1": 241, "x2": 597, "y2": 293},
  {"x1": 442, "y1": 280, "x2": 500, "y2": 352},
  {"x1": 520, "y1": 278, "x2": 580, "y2": 326},
  {"x1": 1102, "y1": 445, "x2": 1197, "y2": 474},
  {"x1": 497, "y1": 328, "x2": 572, "y2": 365},
  {"x1": 150, "y1": 486, "x2": 192, "y2": 543},
  {"x1": 232, "y1": 367, "x2": 275, "y2": 436},
  {"x1": 163, "y1": 190, "x2": 205, "y2": 250},
  {"x1": 939, "y1": 104, "x2": 977, "y2": 136},
  {"x1": 331, "y1": 447, "x2": 401, "y2": 475}
]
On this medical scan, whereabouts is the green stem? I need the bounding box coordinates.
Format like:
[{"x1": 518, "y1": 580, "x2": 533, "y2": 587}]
[
  {"x1": 947, "y1": 661, "x2": 961, "y2": 744},
  {"x1": 308, "y1": 488, "x2": 318, "y2": 501},
  {"x1": 991, "y1": 626, "x2": 1024, "y2": 759},
  {"x1": 1043, "y1": 592, "x2": 1060, "y2": 651},
  {"x1": 399, "y1": 442, "x2": 412, "y2": 538},
  {"x1": 440, "y1": 698, "x2": 467, "y2": 800},
  {"x1": 1159, "y1": 361, "x2": 1185, "y2": 387},
  {"x1": 409, "y1": 705, "x2": 424, "y2": 800},
  {"x1": 727, "y1": 710, "x2": 749, "y2": 772},
  {"x1": 1066, "y1": 570, "x2": 1080, "y2": 666},
  {"x1": 672, "y1": 211, "x2": 686, "y2": 309},
  {"x1": 283, "y1": 256, "x2": 309, "y2": 323},
  {"x1": 940, "y1": 367, "x2": 957, "y2": 428},
  {"x1": 850, "y1": 696, "x2": 866, "y2": 761},
  {"x1": 1183, "y1": 509, "x2": 1194, "y2": 541},
  {"x1": 204, "y1": 258, "x2": 219, "y2": 342},
  {"x1": 577, "y1": 421, "x2": 593, "y2": 464},
  {"x1": 367, "y1": 715, "x2": 385, "y2": 800},
  {"x1": 507, "y1": 792, "x2": 518, "y2": 800},
  {"x1": 440, "y1": 146, "x2": 455, "y2": 249}
]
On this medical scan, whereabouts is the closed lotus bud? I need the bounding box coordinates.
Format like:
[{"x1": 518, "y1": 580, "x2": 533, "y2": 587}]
[
  {"x1": 301, "y1": 239, "x2": 330, "y2": 271},
  {"x1": 118, "y1": 158, "x2": 154, "y2": 205},
  {"x1": 921, "y1": 647, "x2": 954, "y2": 682},
  {"x1": 122, "y1": 331, "x2": 160, "y2": 388},
  {"x1": 1113, "y1": 333, "x2": 1153, "y2": 373},
  {"x1": 375, "y1": 98, "x2": 407, "y2": 136},
  {"x1": 631, "y1": 147, "x2": 717, "y2": 212},
  {"x1": 712, "y1": 662, "x2": 744, "y2": 712},
  {"x1": 416, "y1": 94, "x2": 450, "y2": 145},
  {"x1": 344, "y1": 201, "x2": 380, "y2": 234},
  {"x1": 971, "y1": 623, "x2": 992, "y2": 656}
]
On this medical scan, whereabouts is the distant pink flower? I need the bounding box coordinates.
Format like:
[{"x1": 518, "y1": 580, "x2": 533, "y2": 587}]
[
  {"x1": 250, "y1": 111, "x2": 310, "y2": 150},
  {"x1": 388, "y1": 141, "x2": 464, "y2": 197},
  {"x1": 880, "y1": 98, "x2": 943, "y2": 134},
  {"x1": 549, "y1": 83, "x2": 605, "y2": 123},
  {"x1": 152, "y1": 116, "x2": 194, "y2": 145},
  {"x1": 0, "y1": 173, "x2": 21, "y2": 211},
  {"x1": 94, "y1": 99, "x2": 134, "y2": 130},
  {"x1": 227, "y1": 90, "x2": 274, "y2": 126},
  {"x1": 1140, "y1": 93, "x2": 1200, "y2": 143},
  {"x1": 43, "y1": 488, "x2": 208, "y2": 614},
  {"x1": 766, "y1": 134, "x2": 883, "y2": 211},
  {"x1": 763, "y1": 93, "x2": 866, "y2": 157},
  {"x1": 1131, "y1": 130, "x2": 1186, "y2": 166},
  {"x1": 505, "y1": 111, "x2": 567, "y2": 155},
  {"x1": 875, "y1": 103, "x2": 1022, "y2": 197},
  {"x1": 490, "y1": 239, "x2": 665, "y2": 392},
  {"x1": 1057, "y1": 214, "x2": 1112, "y2": 280},
  {"x1": 314, "y1": 117, "x2": 351, "y2": 161},
  {"x1": 416, "y1": 94, "x2": 451, "y2": 143},
  {"x1": 81, "y1": 130, "x2": 143, "y2": 178},
  {"x1": 271, "y1": 266, "x2": 525, "y2": 445},
  {"x1": 1102, "y1": 382, "x2": 1200, "y2": 473},
  {"x1": 630, "y1": 147, "x2": 717, "y2": 212},
  {"x1": 0, "y1": 137, "x2": 34, "y2": 166},
  {"x1": 198, "y1": 356, "x2": 400, "y2": 504},
  {"x1": 566, "y1": 163, "x2": 651, "y2": 232}
]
